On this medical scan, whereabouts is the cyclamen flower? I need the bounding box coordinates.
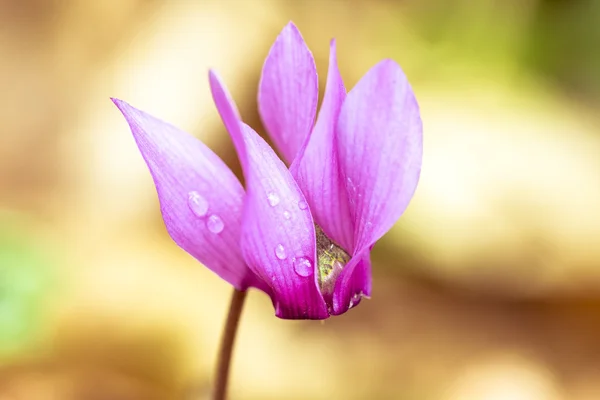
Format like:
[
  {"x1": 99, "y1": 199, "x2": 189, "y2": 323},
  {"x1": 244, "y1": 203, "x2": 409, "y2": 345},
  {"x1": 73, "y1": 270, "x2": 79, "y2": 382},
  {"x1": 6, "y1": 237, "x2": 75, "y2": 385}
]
[{"x1": 112, "y1": 22, "x2": 422, "y2": 319}]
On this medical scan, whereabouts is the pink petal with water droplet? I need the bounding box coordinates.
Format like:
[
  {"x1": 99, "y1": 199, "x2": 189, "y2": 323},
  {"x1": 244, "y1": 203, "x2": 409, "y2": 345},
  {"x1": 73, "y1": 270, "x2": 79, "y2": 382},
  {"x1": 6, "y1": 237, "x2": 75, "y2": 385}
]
[
  {"x1": 112, "y1": 99, "x2": 266, "y2": 292},
  {"x1": 209, "y1": 72, "x2": 328, "y2": 320},
  {"x1": 292, "y1": 39, "x2": 354, "y2": 253}
]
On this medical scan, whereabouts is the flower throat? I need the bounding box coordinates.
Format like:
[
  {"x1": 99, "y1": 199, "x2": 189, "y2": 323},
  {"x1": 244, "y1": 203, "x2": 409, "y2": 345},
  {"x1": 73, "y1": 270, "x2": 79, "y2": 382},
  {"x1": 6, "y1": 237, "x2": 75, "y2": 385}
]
[{"x1": 315, "y1": 225, "x2": 350, "y2": 296}]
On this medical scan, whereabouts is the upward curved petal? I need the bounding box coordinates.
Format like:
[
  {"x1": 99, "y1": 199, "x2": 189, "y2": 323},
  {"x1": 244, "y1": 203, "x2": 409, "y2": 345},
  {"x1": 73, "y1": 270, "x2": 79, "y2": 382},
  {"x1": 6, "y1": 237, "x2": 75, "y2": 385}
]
[
  {"x1": 331, "y1": 249, "x2": 372, "y2": 315},
  {"x1": 336, "y1": 60, "x2": 423, "y2": 252},
  {"x1": 291, "y1": 39, "x2": 353, "y2": 252},
  {"x1": 258, "y1": 21, "x2": 318, "y2": 165},
  {"x1": 112, "y1": 99, "x2": 263, "y2": 291},
  {"x1": 209, "y1": 72, "x2": 328, "y2": 320}
]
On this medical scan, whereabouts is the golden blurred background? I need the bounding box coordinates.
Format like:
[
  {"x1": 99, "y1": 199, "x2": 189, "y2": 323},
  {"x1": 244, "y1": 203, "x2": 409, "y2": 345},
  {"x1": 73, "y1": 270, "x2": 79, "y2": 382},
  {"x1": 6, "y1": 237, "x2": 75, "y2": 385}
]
[{"x1": 1, "y1": 0, "x2": 600, "y2": 399}]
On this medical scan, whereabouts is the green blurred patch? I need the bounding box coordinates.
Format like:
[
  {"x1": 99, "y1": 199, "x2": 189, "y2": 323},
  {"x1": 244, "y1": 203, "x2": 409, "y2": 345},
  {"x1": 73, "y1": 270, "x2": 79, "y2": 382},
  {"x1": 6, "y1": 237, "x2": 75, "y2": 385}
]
[{"x1": 0, "y1": 216, "x2": 55, "y2": 359}]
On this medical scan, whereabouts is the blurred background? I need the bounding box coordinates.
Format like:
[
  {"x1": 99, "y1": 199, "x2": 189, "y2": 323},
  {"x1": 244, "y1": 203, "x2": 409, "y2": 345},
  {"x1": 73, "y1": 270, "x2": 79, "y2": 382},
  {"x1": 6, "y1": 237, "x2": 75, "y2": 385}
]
[{"x1": 1, "y1": 0, "x2": 600, "y2": 398}]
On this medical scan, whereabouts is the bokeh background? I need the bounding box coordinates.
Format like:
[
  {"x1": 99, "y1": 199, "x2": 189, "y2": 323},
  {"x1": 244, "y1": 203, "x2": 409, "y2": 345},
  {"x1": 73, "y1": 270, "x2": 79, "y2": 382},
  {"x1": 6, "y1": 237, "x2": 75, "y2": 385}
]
[{"x1": 2, "y1": 0, "x2": 600, "y2": 399}]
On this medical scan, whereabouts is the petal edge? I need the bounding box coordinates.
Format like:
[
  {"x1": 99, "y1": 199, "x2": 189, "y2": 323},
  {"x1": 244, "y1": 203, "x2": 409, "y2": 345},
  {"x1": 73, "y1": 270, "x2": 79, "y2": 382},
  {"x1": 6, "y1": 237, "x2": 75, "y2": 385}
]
[
  {"x1": 258, "y1": 21, "x2": 318, "y2": 165},
  {"x1": 336, "y1": 60, "x2": 423, "y2": 252},
  {"x1": 209, "y1": 74, "x2": 329, "y2": 319},
  {"x1": 292, "y1": 39, "x2": 353, "y2": 252},
  {"x1": 112, "y1": 98, "x2": 262, "y2": 291}
]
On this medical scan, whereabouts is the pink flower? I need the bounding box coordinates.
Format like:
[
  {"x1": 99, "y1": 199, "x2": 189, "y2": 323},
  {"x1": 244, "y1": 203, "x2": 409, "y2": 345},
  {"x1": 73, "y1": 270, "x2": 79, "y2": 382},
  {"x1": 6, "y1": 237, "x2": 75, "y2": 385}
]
[{"x1": 112, "y1": 22, "x2": 422, "y2": 319}]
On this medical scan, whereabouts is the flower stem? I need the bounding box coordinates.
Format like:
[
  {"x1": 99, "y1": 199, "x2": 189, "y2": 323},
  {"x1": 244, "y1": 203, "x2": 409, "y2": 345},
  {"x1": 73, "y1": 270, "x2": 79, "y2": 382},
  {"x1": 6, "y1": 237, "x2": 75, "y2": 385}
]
[{"x1": 213, "y1": 288, "x2": 247, "y2": 400}]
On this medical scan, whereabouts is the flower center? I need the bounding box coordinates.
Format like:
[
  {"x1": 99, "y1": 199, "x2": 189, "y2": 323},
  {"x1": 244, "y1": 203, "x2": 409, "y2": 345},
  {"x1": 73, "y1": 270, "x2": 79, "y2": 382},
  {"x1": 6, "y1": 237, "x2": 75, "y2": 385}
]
[{"x1": 315, "y1": 225, "x2": 350, "y2": 296}]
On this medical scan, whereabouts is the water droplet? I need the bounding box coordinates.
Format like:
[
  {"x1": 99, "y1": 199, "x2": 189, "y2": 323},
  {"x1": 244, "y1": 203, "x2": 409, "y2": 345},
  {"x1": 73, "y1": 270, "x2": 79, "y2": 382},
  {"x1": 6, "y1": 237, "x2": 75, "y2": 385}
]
[
  {"x1": 275, "y1": 244, "x2": 287, "y2": 260},
  {"x1": 293, "y1": 257, "x2": 313, "y2": 277},
  {"x1": 298, "y1": 200, "x2": 308, "y2": 210},
  {"x1": 206, "y1": 215, "x2": 224, "y2": 233},
  {"x1": 187, "y1": 191, "x2": 208, "y2": 217},
  {"x1": 267, "y1": 192, "x2": 280, "y2": 206},
  {"x1": 283, "y1": 210, "x2": 291, "y2": 220}
]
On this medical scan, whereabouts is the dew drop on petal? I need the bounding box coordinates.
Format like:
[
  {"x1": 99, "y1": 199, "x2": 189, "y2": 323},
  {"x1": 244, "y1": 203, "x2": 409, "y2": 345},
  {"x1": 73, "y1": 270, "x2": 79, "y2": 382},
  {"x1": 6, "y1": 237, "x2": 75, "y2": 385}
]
[
  {"x1": 298, "y1": 200, "x2": 308, "y2": 210},
  {"x1": 206, "y1": 215, "x2": 224, "y2": 233},
  {"x1": 267, "y1": 192, "x2": 280, "y2": 207},
  {"x1": 187, "y1": 191, "x2": 208, "y2": 217},
  {"x1": 275, "y1": 244, "x2": 287, "y2": 260},
  {"x1": 283, "y1": 210, "x2": 291, "y2": 220},
  {"x1": 293, "y1": 257, "x2": 313, "y2": 277}
]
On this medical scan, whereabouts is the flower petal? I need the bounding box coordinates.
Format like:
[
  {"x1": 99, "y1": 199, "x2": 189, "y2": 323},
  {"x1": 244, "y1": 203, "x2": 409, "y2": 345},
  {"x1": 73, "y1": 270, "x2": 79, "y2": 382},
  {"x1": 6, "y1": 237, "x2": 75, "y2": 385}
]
[
  {"x1": 336, "y1": 60, "x2": 423, "y2": 252},
  {"x1": 209, "y1": 72, "x2": 329, "y2": 319},
  {"x1": 291, "y1": 39, "x2": 353, "y2": 252},
  {"x1": 258, "y1": 21, "x2": 318, "y2": 165},
  {"x1": 331, "y1": 249, "x2": 372, "y2": 315},
  {"x1": 112, "y1": 99, "x2": 265, "y2": 291}
]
